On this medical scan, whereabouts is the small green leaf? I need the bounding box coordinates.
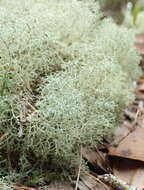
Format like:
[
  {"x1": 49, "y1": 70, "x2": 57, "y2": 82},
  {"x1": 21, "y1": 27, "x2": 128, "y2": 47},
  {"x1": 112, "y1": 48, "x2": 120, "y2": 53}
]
[{"x1": 132, "y1": 2, "x2": 141, "y2": 24}]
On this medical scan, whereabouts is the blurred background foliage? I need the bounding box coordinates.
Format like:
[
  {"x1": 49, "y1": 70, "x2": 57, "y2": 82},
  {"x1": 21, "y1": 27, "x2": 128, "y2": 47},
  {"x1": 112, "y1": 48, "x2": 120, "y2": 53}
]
[{"x1": 97, "y1": 0, "x2": 144, "y2": 30}]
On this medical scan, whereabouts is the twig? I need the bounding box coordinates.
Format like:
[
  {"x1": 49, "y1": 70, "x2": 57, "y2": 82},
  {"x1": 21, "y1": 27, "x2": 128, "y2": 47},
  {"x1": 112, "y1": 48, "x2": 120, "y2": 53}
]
[
  {"x1": 0, "y1": 133, "x2": 8, "y2": 142},
  {"x1": 95, "y1": 177, "x2": 111, "y2": 190},
  {"x1": 80, "y1": 171, "x2": 110, "y2": 190},
  {"x1": 98, "y1": 174, "x2": 139, "y2": 190},
  {"x1": 0, "y1": 184, "x2": 39, "y2": 190},
  {"x1": 75, "y1": 146, "x2": 82, "y2": 190},
  {"x1": 87, "y1": 172, "x2": 110, "y2": 190}
]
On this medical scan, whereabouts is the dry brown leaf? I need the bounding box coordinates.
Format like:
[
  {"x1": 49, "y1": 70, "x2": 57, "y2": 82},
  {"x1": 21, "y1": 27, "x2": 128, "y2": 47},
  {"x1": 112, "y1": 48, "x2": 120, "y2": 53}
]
[
  {"x1": 112, "y1": 157, "x2": 135, "y2": 184},
  {"x1": 123, "y1": 121, "x2": 134, "y2": 131},
  {"x1": 80, "y1": 175, "x2": 98, "y2": 189},
  {"x1": 73, "y1": 174, "x2": 110, "y2": 190},
  {"x1": 110, "y1": 101, "x2": 143, "y2": 148},
  {"x1": 135, "y1": 92, "x2": 144, "y2": 100},
  {"x1": 135, "y1": 34, "x2": 144, "y2": 41},
  {"x1": 108, "y1": 127, "x2": 144, "y2": 162},
  {"x1": 107, "y1": 57, "x2": 144, "y2": 189},
  {"x1": 130, "y1": 166, "x2": 144, "y2": 190},
  {"x1": 81, "y1": 147, "x2": 110, "y2": 172},
  {"x1": 135, "y1": 85, "x2": 144, "y2": 100},
  {"x1": 136, "y1": 84, "x2": 144, "y2": 92},
  {"x1": 124, "y1": 109, "x2": 136, "y2": 120},
  {"x1": 135, "y1": 33, "x2": 144, "y2": 54},
  {"x1": 137, "y1": 76, "x2": 144, "y2": 85},
  {"x1": 80, "y1": 175, "x2": 110, "y2": 190},
  {"x1": 111, "y1": 157, "x2": 144, "y2": 190},
  {"x1": 135, "y1": 43, "x2": 144, "y2": 54},
  {"x1": 110, "y1": 125, "x2": 130, "y2": 148}
]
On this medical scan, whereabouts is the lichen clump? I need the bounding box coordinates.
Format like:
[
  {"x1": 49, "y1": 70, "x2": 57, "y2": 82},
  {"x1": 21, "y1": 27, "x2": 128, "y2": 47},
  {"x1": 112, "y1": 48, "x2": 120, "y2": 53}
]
[{"x1": 0, "y1": 0, "x2": 141, "y2": 181}]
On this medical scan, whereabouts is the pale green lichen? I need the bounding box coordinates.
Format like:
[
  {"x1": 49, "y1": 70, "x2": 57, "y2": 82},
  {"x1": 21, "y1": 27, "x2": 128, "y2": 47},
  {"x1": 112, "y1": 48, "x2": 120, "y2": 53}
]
[
  {"x1": 26, "y1": 61, "x2": 133, "y2": 162},
  {"x1": 0, "y1": 0, "x2": 141, "y2": 181},
  {"x1": 0, "y1": 175, "x2": 14, "y2": 190}
]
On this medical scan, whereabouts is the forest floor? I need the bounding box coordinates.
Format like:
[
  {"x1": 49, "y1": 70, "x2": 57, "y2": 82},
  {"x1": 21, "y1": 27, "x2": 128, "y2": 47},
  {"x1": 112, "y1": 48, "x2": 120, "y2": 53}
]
[{"x1": 1, "y1": 34, "x2": 144, "y2": 190}]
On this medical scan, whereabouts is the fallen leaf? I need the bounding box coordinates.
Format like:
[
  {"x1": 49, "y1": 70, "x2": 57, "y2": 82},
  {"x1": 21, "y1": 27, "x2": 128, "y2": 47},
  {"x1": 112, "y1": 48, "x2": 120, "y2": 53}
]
[
  {"x1": 130, "y1": 166, "x2": 144, "y2": 189},
  {"x1": 109, "y1": 127, "x2": 144, "y2": 162},
  {"x1": 107, "y1": 72, "x2": 144, "y2": 190},
  {"x1": 135, "y1": 34, "x2": 144, "y2": 41},
  {"x1": 136, "y1": 84, "x2": 144, "y2": 92},
  {"x1": 123, "y1": 121, "x2": 134, "y2": 131},
  {"x1": 124, "y1": 109, "x2": 136, "y2": 120},
  {"x1": 135, "y1": 43, "x2": 144, "y2": 54},
  {"x1": 81, "y1": 147, "x2": 110, "y2": 172},
  {"x1": 135, "y1": 33, "x2": 144, "y2": 54},
  {"x1": 110, "y1": 157, "x2": 144, "y2": 190},
  {"x1": 110, "y1": 125, "x2": 130, "y2": 148},
  {"x1": 73, "y1": 180, "x2": 90, "y2": 190},
  {"x1": 137, "y1": 76, "x2": 144, "y2": 85},
  {"x1": 80, "y1": 175, "x2": 98, "y2": 189},
  {"x1": 73, "y1": 174, "x2": 110, "y2": 190},
  {"x1": 112, "y1": 157, "x2": 136, "y2": 184}
]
